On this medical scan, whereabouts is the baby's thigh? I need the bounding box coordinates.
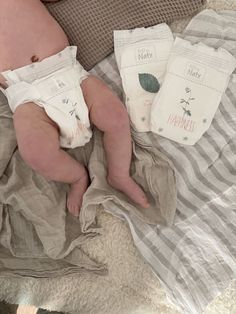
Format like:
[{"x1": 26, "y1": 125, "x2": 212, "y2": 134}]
[{"x1": 13, "y1": 102, "x2": 60, "y2": 154}]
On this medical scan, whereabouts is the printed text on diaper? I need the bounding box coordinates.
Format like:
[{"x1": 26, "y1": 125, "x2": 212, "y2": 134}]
[
  {"x1": 185, "y1": 63, "x2": 205, "y2": 81},
  {"x1": 167, "y1": 114, "x2": 196, "y2": 132},
  {"x1": 136, "y1": 46, "x2": 156, "y2": 63}
]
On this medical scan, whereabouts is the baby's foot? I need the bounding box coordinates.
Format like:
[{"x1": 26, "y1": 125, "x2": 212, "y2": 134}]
[
  {"x1": 107, "y1": 174, "x2": 150, "y2": 208},
  {"x1": 67, "y1": 172, "x2": 89, "y2": 217}
]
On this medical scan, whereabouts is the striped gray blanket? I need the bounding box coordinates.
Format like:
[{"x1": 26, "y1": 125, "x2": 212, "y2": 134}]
[{"x1": 91, "y1": 9, "x2": 236, "y2": 314}]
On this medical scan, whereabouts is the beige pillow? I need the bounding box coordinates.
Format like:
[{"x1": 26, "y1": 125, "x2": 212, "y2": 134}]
[{"x1": 46, "y1": 0, "x2": 206, "y2": 70}]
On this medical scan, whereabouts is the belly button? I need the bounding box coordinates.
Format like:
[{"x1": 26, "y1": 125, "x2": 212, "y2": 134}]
[{"x1": 31, "y1": 55, "x2": 39, "y2": 63}]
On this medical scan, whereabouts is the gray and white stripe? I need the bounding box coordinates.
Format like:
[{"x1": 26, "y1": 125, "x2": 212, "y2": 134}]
[{"x1": 92, "y1": 9, "x2": 236, "y2": 314}]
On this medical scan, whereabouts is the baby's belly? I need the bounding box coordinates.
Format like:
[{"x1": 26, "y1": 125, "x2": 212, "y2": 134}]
[{"x1": 0, "y1": 0, "x2": 69, "y2": 72}]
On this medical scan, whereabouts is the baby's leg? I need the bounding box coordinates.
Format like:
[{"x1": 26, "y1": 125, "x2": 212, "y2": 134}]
[
  {"x1": 13, "y1": 102, "x2": 88, "y2": 216},
  {"x1": 81, "y1": 76, "x2": 149, "y2": 208}
]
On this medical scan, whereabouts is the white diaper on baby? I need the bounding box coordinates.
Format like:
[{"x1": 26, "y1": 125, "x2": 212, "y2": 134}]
[
  {"x1": 0, "y1": 46, "x2": 92, "y2": 148},
  {"x1": 114, "y1": 23, "x2": 174, "y2": 132},
  {"x1": 151, "y1": 37, "x2": 236, "y2": 145}
]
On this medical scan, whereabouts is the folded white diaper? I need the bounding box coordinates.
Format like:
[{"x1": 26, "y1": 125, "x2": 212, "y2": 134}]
[
  {"x1": 151, "y1": 37, "x2": 236, "y2": 145},
  {"x1": 114, "y1": 23, "x2": 174, "y2": 132},
  {"x1": 0, "y1": 46, "x2": 92, "y2": 148}
]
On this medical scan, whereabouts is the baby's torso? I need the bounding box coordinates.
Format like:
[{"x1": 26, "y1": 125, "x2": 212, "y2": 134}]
[{"x1": 0, "y1": 0, "x2": 69, "y2": 72}]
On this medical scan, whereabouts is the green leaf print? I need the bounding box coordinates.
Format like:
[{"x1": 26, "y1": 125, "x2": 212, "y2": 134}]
[{"x1": 138, "y1": 73, "x2": 160, "y2": 93}]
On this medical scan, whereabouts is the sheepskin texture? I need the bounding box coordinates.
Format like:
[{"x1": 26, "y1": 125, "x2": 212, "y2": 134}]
[{"x1": 0, "y1": 1, "x2": 235, "y2": 313}]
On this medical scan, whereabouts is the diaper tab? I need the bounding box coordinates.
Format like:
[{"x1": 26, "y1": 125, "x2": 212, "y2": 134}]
[
  {"x1": 4, "y1": 82, "x2": 41, "y2": 112},
  {"x1": 76, "y1": 61, "x2": 90, "y2": 83},
  {"x1": 151, "y1": 37, "x2": 236, "y2": 145}
]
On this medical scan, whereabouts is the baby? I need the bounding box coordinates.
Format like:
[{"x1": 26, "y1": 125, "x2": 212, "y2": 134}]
[{"x1": 0, "y1": 0, "x2": 149, "y2": 216}]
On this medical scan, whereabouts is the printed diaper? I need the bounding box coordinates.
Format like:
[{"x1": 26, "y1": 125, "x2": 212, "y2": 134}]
[
  {"x1": 151, "y1": 37, "x2": 236, "y2": 145},
  {"x1": 114, "y1": 24, "x2": 174, "y2": 132}
]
